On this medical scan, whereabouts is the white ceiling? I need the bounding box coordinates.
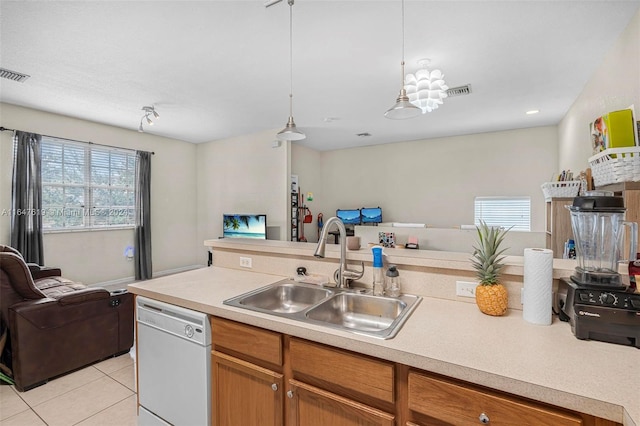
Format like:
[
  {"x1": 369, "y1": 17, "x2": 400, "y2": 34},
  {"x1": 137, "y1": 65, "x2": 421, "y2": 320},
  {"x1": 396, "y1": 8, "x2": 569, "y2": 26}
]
[{"x1": 1, "y1": 1, "x2": 638, "y2": 151}]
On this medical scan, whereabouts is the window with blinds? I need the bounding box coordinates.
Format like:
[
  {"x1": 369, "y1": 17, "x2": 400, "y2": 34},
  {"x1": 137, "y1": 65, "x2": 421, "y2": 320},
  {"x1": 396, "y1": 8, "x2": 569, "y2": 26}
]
[
  {"x1": 474, "y1": 196, "x2": 531, "y2": 231},
  {"x1": 40, "y1": 137, "x2": 137, "y2": 230}
]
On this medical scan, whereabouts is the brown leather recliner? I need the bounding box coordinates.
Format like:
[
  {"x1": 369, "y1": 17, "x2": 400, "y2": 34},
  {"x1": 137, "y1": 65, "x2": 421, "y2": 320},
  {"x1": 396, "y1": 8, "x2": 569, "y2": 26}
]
[{"x1": 0, "y1": 245, "x2": 134, "y2": 391}]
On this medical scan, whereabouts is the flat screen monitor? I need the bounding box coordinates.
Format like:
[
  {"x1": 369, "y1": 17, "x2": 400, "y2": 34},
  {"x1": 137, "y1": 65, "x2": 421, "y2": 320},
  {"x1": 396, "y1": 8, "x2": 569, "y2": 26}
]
[
  {"x1": 361, "y1": 207, "x2": 382, "y2": 224},
  {"x1": 336, "y1": 209, "x2": 361, "y2": 225},
  {"x1": 223, "y1": 214, "x2": 267, "y2": 239}
]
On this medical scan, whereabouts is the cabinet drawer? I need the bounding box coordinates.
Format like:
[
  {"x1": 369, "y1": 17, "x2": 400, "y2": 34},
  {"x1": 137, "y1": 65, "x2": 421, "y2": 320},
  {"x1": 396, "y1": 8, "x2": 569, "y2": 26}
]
[
  {"x1": 408, "y1": 371, "x2": 583, "y2": 426},
  {"x1": 211, "y1": 316, "x2": 282, "y2": 366},
  {"x1": 290, "y1": 338, "x2": 394, "y2": 405},
  {"x1": 289, "y1": 379, "x2": 395, "y2": 426}
]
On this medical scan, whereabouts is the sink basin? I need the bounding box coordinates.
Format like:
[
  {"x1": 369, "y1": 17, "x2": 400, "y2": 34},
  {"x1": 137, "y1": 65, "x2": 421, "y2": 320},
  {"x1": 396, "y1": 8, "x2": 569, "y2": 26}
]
[
  {"x1": 233, "y1": 282, "x2": 332, "y2": 314},
  {"x1": 306, "y1": 293, "x2": 403, "y2": 331},
  {"x1": 223, "y1": 279, "x2": 421, "y2": 339},
  {"x1": 306, "y1": 293, "x2": 419, "y2": 339}
]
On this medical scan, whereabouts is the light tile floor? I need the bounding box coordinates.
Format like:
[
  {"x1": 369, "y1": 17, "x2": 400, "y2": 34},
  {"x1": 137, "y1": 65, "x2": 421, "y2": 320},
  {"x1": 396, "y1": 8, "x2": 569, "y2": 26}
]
[{"x1": 0, "y1": 354, "x2": 137, "y2": 426}]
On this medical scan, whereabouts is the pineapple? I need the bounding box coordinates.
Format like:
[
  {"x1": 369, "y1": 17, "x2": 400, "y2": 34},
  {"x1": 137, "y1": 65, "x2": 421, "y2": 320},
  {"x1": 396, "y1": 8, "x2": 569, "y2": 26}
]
[{"x1": 471, "y1": 221, "x2": 510, "y2": 316}]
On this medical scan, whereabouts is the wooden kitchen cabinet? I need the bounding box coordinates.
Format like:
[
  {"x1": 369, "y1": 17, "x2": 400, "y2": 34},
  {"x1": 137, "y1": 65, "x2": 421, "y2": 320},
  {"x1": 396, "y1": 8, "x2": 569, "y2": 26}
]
[
  {"x1": 288, "y1": 337, "x2": 396, "y2": 425},
  {"x1": 210, "y1": 316, "x2": 283, "y2": 369},
  {"x1": 210, "y1": 317, "x2": 620, "y2": 426},
  {"x1": 289, "y1": 338, "x2": 395, "y2": 408},
  {"x1": 288, "y1": 379, "x2": 395, "y2": 426},
  {"x1": 211, "y1": 317, "x2": 285, "y2": 426},
  {"x1": 212, "y1": 351, "x2": 283, "y2": 426},
  {"x1": 407, "y1": 370, "x2": 584, "y2": 426},
  {"x1": 545, "y1": 197, "x2": 574, "y2": 258}
]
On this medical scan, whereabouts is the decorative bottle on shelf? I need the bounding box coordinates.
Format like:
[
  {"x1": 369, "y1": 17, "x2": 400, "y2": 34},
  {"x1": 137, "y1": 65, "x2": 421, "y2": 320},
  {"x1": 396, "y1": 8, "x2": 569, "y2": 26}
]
[
  {"x1": 372, "y1": 246, "x2": 384, "y2": 296},
  {"x1": 386, "y1": 265, "x2": 401, "y2": 297}
]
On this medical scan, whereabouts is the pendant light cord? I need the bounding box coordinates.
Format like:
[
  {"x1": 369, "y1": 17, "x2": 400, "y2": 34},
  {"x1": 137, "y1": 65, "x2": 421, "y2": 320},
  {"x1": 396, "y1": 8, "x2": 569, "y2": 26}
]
[
  {"x1": 400, "y1": 0, "x2": 406, "y2": 87},
  {"x1": 288, "y1": 0, "x2": 294, "y2": 117}
]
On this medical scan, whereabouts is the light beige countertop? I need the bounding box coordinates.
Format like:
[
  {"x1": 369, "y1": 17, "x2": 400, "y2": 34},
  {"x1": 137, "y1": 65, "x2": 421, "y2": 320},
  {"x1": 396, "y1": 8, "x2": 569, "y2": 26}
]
[{"x1": 128, "y1": 266, "x2": 638, "y2": 425}]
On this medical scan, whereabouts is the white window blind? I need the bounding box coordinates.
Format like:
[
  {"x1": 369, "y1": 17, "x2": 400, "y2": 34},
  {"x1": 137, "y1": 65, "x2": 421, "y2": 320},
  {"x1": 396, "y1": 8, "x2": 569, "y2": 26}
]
[
  {"x1": 40, "y1": 137, "x2": 137, "y2": 230},
  {"x1": 474, "y1": 196, "x2": 531, "y2": 231}
]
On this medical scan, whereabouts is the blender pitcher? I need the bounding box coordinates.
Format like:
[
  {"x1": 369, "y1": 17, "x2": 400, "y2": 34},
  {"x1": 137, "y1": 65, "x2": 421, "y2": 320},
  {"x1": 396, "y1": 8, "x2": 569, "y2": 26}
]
[{"x1": 567, "y1": 194, "x2": 637, "y2": 287}]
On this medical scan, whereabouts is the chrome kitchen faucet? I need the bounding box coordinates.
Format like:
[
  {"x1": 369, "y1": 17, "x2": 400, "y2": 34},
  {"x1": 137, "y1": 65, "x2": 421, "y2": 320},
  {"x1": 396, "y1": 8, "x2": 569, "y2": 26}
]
[{"x1": 314, "y1": 216, "x2": 364, "y2": 288}]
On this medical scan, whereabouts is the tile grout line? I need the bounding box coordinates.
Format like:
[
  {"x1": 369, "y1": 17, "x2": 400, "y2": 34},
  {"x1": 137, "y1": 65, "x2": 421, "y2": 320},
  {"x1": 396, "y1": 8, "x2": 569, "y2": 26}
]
[
  {"x1": 70, "y1": 375, "x2": 136, "y2": 426},
  {"x1": 1, "y1": 387, "x2": 48, "y2": 426},
  {"x1": 2, "y1": 357, "x2": 134, "y2": 425},
  {"x1": 19, "y1": 367, "x2": 107, "y2": 409}
]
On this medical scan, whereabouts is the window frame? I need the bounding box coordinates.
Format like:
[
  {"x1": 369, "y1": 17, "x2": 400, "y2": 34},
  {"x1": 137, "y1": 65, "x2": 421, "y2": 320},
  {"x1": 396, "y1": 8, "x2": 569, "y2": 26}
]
[
  {"x1": 39, "y1": 137, "x2": 137, "y2": 232},
  {"x1": 474, "y1": 196, "x2": 531, "y2": 232}
]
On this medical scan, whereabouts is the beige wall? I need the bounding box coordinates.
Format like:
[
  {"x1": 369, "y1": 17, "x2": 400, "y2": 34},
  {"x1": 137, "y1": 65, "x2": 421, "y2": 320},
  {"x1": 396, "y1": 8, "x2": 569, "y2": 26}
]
[
  {"x1": 196, "y1": 130, "x2": 290, "y2": 252},
  {"x1": 559, "y1": 9, "x2": 640, "y2": 173},
  {"x1": 0, "y1": 103, "x2": 200, "y2": 285},
  {"x1": 316, "y1": 126, "x2": 558, "y2": 232}
]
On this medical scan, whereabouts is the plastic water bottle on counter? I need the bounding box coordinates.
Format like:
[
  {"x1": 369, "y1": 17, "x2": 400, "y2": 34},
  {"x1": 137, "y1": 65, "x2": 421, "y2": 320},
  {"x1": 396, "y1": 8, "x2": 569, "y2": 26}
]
[{"x1": 372, "y1": 246, "x2": 385, "y2": 296}]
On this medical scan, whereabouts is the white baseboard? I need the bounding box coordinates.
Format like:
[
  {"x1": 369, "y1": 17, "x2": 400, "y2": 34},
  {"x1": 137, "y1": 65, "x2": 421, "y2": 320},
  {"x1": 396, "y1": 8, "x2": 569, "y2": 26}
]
[{"x1": 89, "y1": 264, "x2": 205, "y2": 290}]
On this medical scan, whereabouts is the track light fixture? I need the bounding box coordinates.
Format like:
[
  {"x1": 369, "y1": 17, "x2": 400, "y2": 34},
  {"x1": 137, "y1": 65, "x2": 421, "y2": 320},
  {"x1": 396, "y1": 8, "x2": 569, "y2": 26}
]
[{"x1": 138, "y1": 106, "x2": 159, "y2": 133}]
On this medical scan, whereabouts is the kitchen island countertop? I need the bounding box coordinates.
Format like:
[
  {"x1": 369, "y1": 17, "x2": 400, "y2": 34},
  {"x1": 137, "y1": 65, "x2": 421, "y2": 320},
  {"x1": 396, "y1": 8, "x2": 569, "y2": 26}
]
[{"x1": 128, "y1": 266, "x2": 638, "y2": 425}]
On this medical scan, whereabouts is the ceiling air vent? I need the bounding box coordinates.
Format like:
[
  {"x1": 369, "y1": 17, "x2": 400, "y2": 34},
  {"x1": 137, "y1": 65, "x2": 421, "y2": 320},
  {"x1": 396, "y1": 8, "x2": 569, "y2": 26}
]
[
  {"x1": 0, "y1": 68, "x2": 30, "y2": 83},
  {"x1": 446, "y1": 84, "x2": 471, "y2": 97}
]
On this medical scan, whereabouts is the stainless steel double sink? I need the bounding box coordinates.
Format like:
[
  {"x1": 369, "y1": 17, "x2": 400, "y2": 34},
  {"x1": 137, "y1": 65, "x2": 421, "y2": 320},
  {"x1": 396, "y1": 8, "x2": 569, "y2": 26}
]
[{"x1": 223, "y1": 279, "x2": 422, "y2": 339}]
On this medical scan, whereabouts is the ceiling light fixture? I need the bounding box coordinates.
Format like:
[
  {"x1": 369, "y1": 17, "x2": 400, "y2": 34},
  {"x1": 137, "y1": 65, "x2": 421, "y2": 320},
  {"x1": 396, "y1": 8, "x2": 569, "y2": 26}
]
[
  {"x1": 526, "y1": 109, "x2": 540, "y2": 115},
  {"x1": 405, "y1": 58, "x2": 449, "y2": 113},
  {"x1": 276, "y1": 0, "x2": 305, "y2": 141},
  {"x1": 384, "y1": 0, "x2": 420, "y2": 120},
  {"x1": 139, "y1": 105, "x2": 159, "y2": 133}
]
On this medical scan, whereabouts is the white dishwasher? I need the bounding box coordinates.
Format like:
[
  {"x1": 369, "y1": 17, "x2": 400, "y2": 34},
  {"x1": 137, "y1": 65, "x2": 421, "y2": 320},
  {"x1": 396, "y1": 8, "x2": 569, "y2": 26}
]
[{"x1": 136, "y1": 296, "x2": 211, "y2": 426}]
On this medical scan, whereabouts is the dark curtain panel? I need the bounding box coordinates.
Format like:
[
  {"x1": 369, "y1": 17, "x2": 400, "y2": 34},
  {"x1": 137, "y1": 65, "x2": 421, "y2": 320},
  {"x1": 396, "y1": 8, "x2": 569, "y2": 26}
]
[
  {"x1": 10, "y1": 131, "x2": 44, "y2": 265},
  {"x1": 134, "y1": 151, "x2": 152, "y2": 280}
]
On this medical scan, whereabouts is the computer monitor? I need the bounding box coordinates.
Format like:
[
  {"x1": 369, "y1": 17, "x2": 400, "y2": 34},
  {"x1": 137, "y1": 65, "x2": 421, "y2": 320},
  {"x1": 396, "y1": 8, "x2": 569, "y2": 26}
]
[
  {"x1": 336, "y1": 209, "x2": 361, "y2": 225},
  {"x1": 361, "y1": 207, "x2": 382, "y2": 224}
]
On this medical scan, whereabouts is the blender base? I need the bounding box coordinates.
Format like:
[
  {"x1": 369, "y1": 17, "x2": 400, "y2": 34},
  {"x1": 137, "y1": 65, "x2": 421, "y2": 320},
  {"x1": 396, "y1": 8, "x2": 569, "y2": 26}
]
[{"x1": 558, "y1": 278, "x2": 640, "y2": 349}]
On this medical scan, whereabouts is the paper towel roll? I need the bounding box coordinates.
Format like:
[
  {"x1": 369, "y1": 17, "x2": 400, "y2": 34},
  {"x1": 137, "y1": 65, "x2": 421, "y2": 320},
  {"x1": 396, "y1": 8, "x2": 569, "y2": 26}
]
[{"x1": 523, "y1": 248, "x2": 554, "y2": 325}]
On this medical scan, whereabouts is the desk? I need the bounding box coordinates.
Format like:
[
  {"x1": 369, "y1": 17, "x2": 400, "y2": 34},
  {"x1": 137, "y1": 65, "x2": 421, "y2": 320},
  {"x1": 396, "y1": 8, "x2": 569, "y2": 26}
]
[{"x1": 327, "y1": 229, "x2": 354, "y2": 244}]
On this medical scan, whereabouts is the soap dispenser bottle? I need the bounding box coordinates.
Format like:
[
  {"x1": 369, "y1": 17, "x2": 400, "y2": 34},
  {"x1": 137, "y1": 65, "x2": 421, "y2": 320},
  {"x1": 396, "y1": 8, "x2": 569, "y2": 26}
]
[
  {"x1": 372, "y1": 246, "x2": 384, "y2": 296},
  {"x1": 386, "y1": 265, "x2": 401, "y2": 297}
]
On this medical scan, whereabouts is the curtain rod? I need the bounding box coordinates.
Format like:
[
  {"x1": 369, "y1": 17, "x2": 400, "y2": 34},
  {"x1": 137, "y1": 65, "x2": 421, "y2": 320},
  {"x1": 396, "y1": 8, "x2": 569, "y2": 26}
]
[{"x1": 0, "y1": 126, "x2": 155, "y2": 155}]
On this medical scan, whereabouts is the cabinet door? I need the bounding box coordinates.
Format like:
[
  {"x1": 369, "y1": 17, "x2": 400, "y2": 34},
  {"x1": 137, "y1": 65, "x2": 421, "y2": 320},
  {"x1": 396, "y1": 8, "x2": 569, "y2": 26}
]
[
  {"x1": 212, "y1": 351, "x2": 283, "y2": 426},
  {"x1": 288, "y1": 379, "x2": 395, "y2": 426}
]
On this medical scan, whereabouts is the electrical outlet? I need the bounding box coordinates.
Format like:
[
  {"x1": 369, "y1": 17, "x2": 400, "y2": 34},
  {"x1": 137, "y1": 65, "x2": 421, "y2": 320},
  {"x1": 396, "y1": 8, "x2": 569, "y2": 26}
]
[
  {"x1": 456, "y1": 281, "x2": 477, "y2": 298},
  {"x1": 240, "y1": 257, "x2": 252, "y2": 268}
]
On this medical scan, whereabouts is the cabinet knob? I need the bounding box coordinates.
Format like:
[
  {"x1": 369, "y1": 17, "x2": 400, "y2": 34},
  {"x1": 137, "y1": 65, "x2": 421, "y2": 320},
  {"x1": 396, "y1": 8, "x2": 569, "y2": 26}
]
[
  {"x1": 271, "y1": 383, "x2": 278, "y2": 391},
  {"x1": 287, "y1": 390, "x2": 294, "y2": 399},
  {"x1": 479, "y1": 413, "x2": 490, "y2": 424}
]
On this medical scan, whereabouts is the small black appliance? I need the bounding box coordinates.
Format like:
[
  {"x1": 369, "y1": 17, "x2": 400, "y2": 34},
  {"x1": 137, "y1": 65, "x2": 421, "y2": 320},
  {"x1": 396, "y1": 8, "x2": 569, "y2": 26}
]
[
  {"x1": 558, "y1": 278, "x2": 640, "y2": 348},
  {"x1": 557, "y1": 194, "x2": 639, "y2": 348}
]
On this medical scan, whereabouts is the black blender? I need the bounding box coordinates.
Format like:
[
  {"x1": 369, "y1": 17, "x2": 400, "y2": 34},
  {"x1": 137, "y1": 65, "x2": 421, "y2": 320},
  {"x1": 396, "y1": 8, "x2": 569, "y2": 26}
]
[{"x1": 558, "y1": 193, "x2": 640, "y2": 347}]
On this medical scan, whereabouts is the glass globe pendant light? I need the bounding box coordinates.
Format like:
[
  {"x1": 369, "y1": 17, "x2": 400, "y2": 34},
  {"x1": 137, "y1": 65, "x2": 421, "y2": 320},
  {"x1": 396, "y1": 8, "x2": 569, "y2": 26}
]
[
  {"x1": 276, "y1": 0, "x2": 306, "y2": 141},
  {"x1": 384, "y1": 0, "x2": 420, "y2": 120}
]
